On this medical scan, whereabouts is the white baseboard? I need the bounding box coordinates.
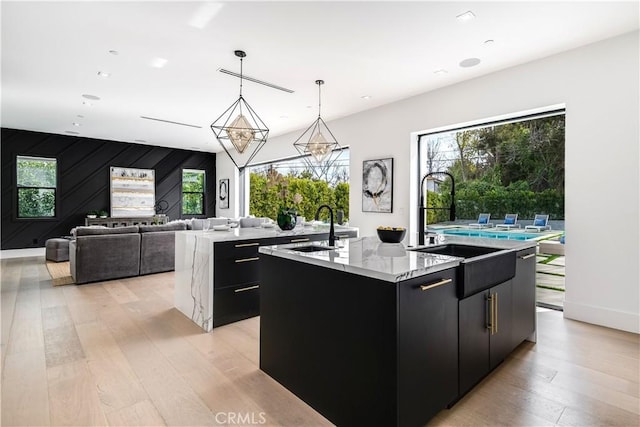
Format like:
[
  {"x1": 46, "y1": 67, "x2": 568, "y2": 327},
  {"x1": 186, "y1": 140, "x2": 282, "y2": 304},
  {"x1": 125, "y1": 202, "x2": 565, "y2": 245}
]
[{"x1": 564, "y1": 300, "x2": 639, "y2": 334}]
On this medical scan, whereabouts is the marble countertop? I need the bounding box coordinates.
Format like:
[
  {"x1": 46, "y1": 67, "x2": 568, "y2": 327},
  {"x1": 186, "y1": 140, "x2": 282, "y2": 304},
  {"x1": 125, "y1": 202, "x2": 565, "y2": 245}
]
[
  {"x1": 258, "y1": 235, "x2": 537, "y2": 283},
  {"x1": 175, "y1": 224, "x2": 358, "y2": 243}
]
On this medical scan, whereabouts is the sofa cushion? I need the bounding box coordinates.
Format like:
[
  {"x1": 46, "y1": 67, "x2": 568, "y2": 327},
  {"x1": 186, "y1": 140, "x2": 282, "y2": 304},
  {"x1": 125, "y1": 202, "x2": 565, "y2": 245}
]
[
  {"x1": 75, "y1": 225, "x2": 139, "y2": 236},
  {"x1": 139, "y1": 222, "x2": 187, "y2": 233},
  {"x1": 239, "y1": 217, "x2": 264, "y2": 228}
]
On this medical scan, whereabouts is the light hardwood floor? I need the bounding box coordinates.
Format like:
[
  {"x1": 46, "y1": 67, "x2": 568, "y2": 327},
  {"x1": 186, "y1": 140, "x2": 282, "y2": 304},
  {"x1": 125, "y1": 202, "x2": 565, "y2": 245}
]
[{"x1": 1, "y1": 256, "x2": 638, "y2": 426}]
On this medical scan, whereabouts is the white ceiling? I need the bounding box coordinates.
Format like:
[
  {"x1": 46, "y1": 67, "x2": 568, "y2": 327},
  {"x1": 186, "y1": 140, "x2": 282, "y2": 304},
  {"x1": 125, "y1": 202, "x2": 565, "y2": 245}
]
[{"x1": 2, "y1": 1, "x2": 638, "y2": 153}]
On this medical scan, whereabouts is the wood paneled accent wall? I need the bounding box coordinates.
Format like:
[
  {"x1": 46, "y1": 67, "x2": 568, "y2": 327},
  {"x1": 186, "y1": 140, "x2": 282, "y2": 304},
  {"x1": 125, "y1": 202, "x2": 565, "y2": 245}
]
[{"x1": 1, "y1": 128, "x2": 216, "y2": 249}]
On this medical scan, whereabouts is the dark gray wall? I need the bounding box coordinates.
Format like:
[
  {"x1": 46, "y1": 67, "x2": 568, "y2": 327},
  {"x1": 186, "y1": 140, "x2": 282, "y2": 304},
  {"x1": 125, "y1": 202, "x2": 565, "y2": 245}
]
[{"x1": 1, "y1": 128, "x2": 216, "y2": 249}]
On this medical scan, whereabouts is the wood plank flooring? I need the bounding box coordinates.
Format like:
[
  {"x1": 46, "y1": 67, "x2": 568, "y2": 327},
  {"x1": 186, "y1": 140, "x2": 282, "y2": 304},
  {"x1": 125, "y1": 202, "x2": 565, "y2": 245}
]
[{"x1": 1, "y1": 256, "x2": 638, "y2": 426}]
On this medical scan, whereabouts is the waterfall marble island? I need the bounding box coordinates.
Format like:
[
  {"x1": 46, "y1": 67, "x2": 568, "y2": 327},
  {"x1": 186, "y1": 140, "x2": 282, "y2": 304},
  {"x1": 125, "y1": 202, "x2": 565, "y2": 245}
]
[{"x1": 173, "y1": 225, "x2": 358, "y2": 332}]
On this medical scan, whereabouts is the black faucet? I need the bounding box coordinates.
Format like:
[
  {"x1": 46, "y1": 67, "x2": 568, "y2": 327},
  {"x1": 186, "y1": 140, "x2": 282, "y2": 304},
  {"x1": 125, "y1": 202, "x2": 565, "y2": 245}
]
[
  {"x1": 315, "y1": 205, "x2": 336, "y2": 246},
  {"x1": 419, "y1": 172, "x2": 456, "y2": 245}
]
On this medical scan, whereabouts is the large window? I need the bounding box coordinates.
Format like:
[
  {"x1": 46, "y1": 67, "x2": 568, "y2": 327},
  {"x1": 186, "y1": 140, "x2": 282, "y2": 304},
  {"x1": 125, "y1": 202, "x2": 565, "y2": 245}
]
[
  {"x1": 248, "y1": 148, "x2": 350, "y2": 222},
  {"x1": 182, "y1": 169, "x2": 205, "y2": 215},
  {"x1": 418, "y1": 111, "x2": 565, "y2": 223},
  {"x1": 17, "y1": 155, "x2": 57, "y2": 218}
]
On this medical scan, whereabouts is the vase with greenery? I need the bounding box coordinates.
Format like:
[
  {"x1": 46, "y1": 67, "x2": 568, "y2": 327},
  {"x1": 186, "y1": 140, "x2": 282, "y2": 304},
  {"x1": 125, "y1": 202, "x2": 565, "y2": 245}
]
[{"x1": 277, "y1": 192, "x2": 302, "y2": 231}]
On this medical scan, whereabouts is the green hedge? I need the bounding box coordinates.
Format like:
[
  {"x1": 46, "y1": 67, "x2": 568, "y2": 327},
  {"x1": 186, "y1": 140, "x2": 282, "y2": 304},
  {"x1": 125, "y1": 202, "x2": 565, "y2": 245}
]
[
  {"x1": 249, "y1": 173, "x2": 349, "y2": 222},
  {"x1": 433, "y1": 180, "x2": 564, "y2": 220}
]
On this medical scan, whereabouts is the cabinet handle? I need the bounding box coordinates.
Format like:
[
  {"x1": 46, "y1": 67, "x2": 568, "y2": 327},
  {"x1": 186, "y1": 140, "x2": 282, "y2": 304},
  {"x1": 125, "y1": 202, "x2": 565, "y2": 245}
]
[
  {"x1": 419, "y1": 278, "x2": 452, "y2": 291},
  {"x1": 234, "y1": 285, "x2": 260, "y2": 293},
  {"x1": 235, "y1": 242, "x2": 259, "y2": 248},
  {"x1": 486, "y1": 294, "x2": 493, "y2": 332},
  {"x1": 235, "y1": 257, "x2": 259, "y2": 263},
  {"x1": 494, "y1": 292, "x2": 499, "y2": 334},
  {"x1": 290, "y1": 238, "x2": 310, "y2": 243},
  {"x1": 519, "y1": 253, "x2": 536, "y2": 260}
]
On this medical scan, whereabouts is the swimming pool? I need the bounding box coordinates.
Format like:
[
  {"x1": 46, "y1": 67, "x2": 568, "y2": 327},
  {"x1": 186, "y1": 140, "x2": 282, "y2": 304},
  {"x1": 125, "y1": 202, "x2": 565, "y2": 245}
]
[{"x1": 438, "y1": 228, "x2": 540, "y2": 240}]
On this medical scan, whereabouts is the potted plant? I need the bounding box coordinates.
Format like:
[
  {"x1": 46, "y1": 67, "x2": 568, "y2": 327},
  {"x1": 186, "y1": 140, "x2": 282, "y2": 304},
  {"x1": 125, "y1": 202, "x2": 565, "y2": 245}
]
[
  {"x1": 86, "y1": 210, "x2": 98, "y2": 218},
  {"x1": 98, "y1": 210, "x2": 108, "y2": 218},
  {"x1": 277, "y1": 193, "x2": 303, "y2": 231}
]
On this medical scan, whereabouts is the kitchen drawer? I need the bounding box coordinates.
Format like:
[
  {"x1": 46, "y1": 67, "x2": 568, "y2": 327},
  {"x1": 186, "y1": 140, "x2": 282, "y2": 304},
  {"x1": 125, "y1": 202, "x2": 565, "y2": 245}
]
[
  {"x1": 213, "y1": 283, "x2": 260, "y2": 327},
  {"x1": 214, "y1": 256, "x2": 260, "y2": 288},
  {"x1": 273, "y1": 235, "x2": 318, "y2": 245},
  {"x1": 214, "y1": 240, "x2": 261, "y2": 260},
  {"x1": 336, "y1": 229, "x2": 358, "y2": 239}
]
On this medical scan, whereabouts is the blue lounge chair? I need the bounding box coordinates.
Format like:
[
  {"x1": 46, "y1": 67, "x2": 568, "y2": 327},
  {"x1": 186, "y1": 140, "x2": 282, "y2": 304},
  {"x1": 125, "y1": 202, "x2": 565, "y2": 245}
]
[
  {"x1": 525, "y1": 214, "x2": 551, "y2": 232},
  {"x1": 495, "y1": 213, "x2": 520, "y2": 229},
  {"x1": 469, "y1": 213, "x2": 494, "y2": 228}
]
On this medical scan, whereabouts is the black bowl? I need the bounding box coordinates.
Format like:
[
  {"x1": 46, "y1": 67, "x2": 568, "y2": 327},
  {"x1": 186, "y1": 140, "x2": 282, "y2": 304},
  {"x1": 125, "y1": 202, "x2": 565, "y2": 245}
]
[{"x1": 377, "y1": 228, "x2": 406, "y2": 243}]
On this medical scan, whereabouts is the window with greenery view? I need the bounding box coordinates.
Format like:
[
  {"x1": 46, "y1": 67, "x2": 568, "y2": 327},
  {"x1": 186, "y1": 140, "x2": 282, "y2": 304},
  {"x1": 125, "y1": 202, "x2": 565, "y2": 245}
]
[
  {"x1": 419, "y1": 113, "x2": 565, "y2": 224},
  {"x1": 17, "y1": 156, "x2": 57, "y2": 218},
  {"x1": 182, "y1": 169, "x2": 205, "y2": 215},
  {"x1": 248, "y1": 149, "x2": 349, "y2": 222}
]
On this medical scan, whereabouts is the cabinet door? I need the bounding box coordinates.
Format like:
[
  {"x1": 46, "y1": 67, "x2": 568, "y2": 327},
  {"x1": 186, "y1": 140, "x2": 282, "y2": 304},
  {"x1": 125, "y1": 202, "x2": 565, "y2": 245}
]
[
  {"x1": 489, "y1": 280, "x2": 513, "y2": 370},
  {"x1": 399, "y1": 268, "x2": 458, "y2": 426},
  {"x1": 213, "y1": 283, "x2": 260, "y2": 327},
  {"x1": 511, "y1": 247, "x2": 536, "y2": 349},
  {"x1": 459, "y1": 290, "x2": 490, "y2": 395}
]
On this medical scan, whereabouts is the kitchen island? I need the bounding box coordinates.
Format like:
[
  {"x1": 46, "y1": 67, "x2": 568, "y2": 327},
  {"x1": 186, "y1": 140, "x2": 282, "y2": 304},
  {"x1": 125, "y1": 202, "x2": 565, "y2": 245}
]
[
  {"x1": 174, "y1": 225, "x2": 358, "y2": 331},
  {"x1": 258, "y1": 235, "x2": 537, "y2": 426}
]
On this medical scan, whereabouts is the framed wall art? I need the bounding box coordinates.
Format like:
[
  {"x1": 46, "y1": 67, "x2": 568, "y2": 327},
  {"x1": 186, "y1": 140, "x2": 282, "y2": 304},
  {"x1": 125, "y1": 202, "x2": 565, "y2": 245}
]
[
  {"x1": 110, "y1": 167, "x2": 156, "y2": 217},
  {"x1": 362, "y1": 158, "x2": 393, "y2": 213},
  {"x1": 219, "y1": 178, "x2": 229, "y2": 209}
]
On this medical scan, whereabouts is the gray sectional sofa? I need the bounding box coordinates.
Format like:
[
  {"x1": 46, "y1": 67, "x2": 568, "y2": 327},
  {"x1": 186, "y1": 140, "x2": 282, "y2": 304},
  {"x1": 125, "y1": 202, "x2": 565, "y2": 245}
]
[{"x1": 69, "y1": 222, "x2": 187, "y2": 284}]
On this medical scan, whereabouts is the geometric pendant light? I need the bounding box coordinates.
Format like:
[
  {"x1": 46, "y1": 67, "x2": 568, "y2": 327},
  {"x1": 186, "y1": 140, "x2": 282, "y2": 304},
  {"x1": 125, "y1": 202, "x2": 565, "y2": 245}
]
[
  {"x1": 293, "y1": 79, "x2": 342, "y2": 180},
  {"x1": 211, "y1": 50, "x2": 269, "y2": 170}
]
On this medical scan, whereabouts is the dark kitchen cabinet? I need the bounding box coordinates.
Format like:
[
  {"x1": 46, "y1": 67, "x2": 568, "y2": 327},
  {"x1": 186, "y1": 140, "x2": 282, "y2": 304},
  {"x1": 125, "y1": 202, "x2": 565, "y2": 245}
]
[
  {"x1": 511, "y1": 247, "x2": 537, "y2": 350},
  {"x1": 459, "y1": 280, "x2": 512, "y2": 395},
  {"x1": 398, "y1": 268, "x2": 459, "y2": 426},
  {"x1": 260, "y1": 252, "x2": 460, "y2": 426},
  {"x1": 212, "y1": 230, "x2": 357, "y2": 327}
]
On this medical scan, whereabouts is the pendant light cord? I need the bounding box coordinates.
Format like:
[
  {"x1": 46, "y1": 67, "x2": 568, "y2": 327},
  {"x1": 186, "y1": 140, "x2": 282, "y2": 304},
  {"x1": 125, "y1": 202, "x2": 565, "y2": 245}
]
[
  {"x1": 317, "y1": 81, "x2": 322, "y2": 118},
  {"x1": 239, "y1": 57, "x2": 243, "y2": 98}
]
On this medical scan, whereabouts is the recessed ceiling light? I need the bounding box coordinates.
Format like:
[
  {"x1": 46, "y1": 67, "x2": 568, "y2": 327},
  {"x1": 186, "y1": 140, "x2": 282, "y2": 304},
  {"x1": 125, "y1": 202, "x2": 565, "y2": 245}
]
[
  {"x1": 134, "y1": 139, "x2": 147, "y2": 143},
  {"x1": 306, "y1": 105, "x2": 313, "y2": 109},
  {"x1": 361, "y1": 95, "x2": 372, "y2": 100},
  {"x1": 456, "y1": 11, "x2": 476, "y2": 21},
  {"x1": 72, "y1": 122, "x2": 81, "y2": 127},
  {"x1": 279, "y1": 115, "x2": 289, "y2": 119},
  {"x1": 82, "y1": 94, "x2": 100, "y2": 100},
  {"x1": 77, "y1": 115, "x2": 84, "y2": 118},
  {"x1": 434, "y1": 69, "x2": 448, "y2": 75},
  {"x1": 150, "y1": 57, "x2": 168, "y2": 68},
  {"x1": 97, "y1": 71, "x2": 111, "y2": 78},
  {"x1": 65, "y1": 131, "x2": 79, "y2": 135},
  {"x1": 484, "y1": 39, "x2": 495, "y2": 45},
  {"x1": 459, "y1": 57, "x2": 481, "y2": 68},
  {"x1": 109, "y1": 50, "x2": 119, "y2": 55}
]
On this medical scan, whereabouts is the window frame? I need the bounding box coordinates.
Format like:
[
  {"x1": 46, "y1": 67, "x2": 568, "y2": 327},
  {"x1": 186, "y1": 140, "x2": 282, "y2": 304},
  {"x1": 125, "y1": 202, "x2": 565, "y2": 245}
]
[
  {"x1": 15, "y1": 155, "x2": 59, "y2": 220},
  {"x1": 181, "y1": 168, "x2": 206, "y2": 217}
]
